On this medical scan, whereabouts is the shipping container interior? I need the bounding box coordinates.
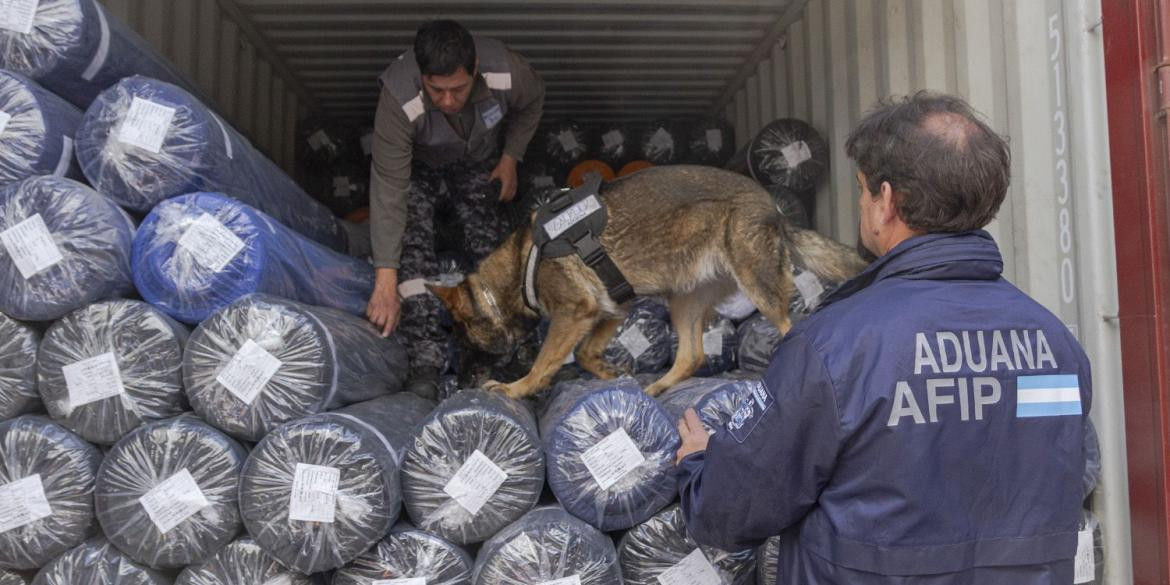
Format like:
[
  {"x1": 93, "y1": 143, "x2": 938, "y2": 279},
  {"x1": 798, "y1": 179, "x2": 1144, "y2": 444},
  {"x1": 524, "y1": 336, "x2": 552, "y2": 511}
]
[{"x1": 99, "y1": 0, "x2": 1129, "y2": 582}]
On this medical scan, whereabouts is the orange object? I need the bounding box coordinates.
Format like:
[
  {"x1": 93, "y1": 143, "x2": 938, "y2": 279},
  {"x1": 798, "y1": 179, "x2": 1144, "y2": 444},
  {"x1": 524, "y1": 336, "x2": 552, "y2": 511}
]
[
  {"x1": 617, "y1": 160, "x2": 654, "y2": 177},
  {"x1": 344, "y1": 207, "x2": 370, "y2": 223},
  {"x1": 567, "y1": 160, "x2": 616, "y2": 187}
]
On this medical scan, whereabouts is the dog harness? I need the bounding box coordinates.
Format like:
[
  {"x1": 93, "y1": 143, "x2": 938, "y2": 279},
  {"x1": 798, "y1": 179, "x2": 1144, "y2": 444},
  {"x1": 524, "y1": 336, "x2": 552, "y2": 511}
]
[{"x1": 523, "y1": 173, "x2": 634, "y2": 312}]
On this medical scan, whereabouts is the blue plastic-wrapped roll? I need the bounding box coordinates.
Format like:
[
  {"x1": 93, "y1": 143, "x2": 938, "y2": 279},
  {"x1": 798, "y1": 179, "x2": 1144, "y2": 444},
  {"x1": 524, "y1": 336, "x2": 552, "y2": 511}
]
[
  {"x1": 0, "y1": 175, "x2": 134, "y2": 322},
  {"x1": 472, "y1": 506, "x2": 622, "y2": 585},
  {"x1": 401, "y1": 390, "x2": 544, "y2": 545},
  {"x1": 619, "y1": 504, "x2": 756, "y2": 585},
  {"x1": 76, "y1": 76, "x2": 347, "y2": 250},
  {"x1": 175, "y1": 537, "x2": 312, "y2": 585},
  {"x1": 131, "y1": 192, "x2": 374, "y2": 324},
  {"x1": 183, "y1": 294, "x2": 407, "y2": 442},
  {"x1": 756, "y1": 536, "x2": 780, "y2": 585},
  {"x1": 0, "y1": 70, "x2": 82, "y2": 187},
  {"x1": 657, "y1": 377, "x2": 758, "y2": 434},
  {"x1": 540, "y1": 377, "x2": 679, "y2": 531},
  {"x1": 670, "y1": 317, "x2": 739, "y2": 376},
  {"x1": 603, "y1": 304, "x2": 673, "y2": 375},
  {"x1": 0, "y1": 313, "x2": 40, "y2": 421},
  {"x1": 333, "y1": 524, "x2": 474, "y2": 585},
  {"x1": 735, "y1": 314, "x2": 781, "y2": 375},
  {"x1": 31, "y1": 537, "x2": 173, "y2": 585}
]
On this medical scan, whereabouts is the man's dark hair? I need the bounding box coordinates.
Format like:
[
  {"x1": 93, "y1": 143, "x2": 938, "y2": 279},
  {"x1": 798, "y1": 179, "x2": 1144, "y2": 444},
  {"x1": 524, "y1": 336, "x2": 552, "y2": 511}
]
[
  {"x1": 414, "y1": 20, "x2": 476, "y2": 77},
  {"x1": 845, "y1": 91, "x2": 1010, "y2": 232}
]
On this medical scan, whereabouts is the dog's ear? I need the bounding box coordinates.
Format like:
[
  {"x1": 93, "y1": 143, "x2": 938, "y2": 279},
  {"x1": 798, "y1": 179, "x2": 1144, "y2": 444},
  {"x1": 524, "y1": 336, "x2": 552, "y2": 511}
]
[{"x1": 427, "y1": 282, "x2": 466, "y2": 314}]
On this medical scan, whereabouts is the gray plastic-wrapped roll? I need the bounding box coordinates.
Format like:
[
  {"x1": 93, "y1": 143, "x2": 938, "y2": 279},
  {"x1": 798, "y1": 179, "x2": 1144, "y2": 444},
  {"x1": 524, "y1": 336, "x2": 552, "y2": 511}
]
[
  {"x1": 735, "y1": 314, "x2": 781, "y2": 375},
  {"x1": 594, "y1": 123, "x2": 635, "y2": 169},
  {"x1": 0, "y1": 70, "x2": 82, "y2": 188},
  {"x1": 603, "y1": 305, "x2": 673, "y2": 375},
  {"x1": 31, "y1": 537, "x2": 173, "y2": 585},
  {"x1": 0, "y1": 175, "x2": 134, "y2": 322},
  {"x1": 401, "y1": 390, "x2": 544, "y2": 546},
  {"x1": 239, "y1": 395, "x2": 419, "y2": 573},
  {"x1": 639, "y1": 119, "x2": 684, "y2": 165},
  {"x1": 540, "y1": 378, "x2": 679, "y2": 531},
  {"x1": 0, "y1": 570, "x2": 26, "y2": 585},
  {"x1": 747, "y1": 119, "x2": 829, "y2": 192},
  {"x1": 175, "y1": 537, "x2": 312, "y2": 585},
  {"x1": 472, "y1": 506, "x2": 622, "y2": 585},
  {"x1": 183, "y1": 294, "x2": 408, "y2": 442},
  {"x1": 670, "y1": 318, "x2": 738, "y2": 377},
  {"x1": 543, "y1": 120, "x2": 591, "y2": 169},
  {"x1": 0, "y1": 313, "x2": 40, "y2": 421},
  {"x1": 94, "y1": 416, "x2": 247, "y2": 570},
  {"x1": 619, "y1": 504, "x2": 756, "y2": 585},
  {"x1": 756, "y1": 536, "x2": 780, "y2": 585},
  {"x1": 657, "y1": 377, "x2": 758, "y2": 434},
  {"x1": 684, "y1": 117, "x2": 735, "y2": 167},
  {"x1": 0, "y1": 416, "x2": 101, "y2": 570},
  {"x1": 769, "y1": 186, "x2": 810, "y2": 230},
  {"x1": 332, "y1": 524, "x2": 473, "y2": 585},
  {"x1": 36, "y1": 299, "x2": 188, "y2": 446}
]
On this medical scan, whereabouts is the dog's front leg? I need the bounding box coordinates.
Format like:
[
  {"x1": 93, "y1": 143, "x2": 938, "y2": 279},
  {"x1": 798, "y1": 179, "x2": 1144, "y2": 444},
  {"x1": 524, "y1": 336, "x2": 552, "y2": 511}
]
[{"x1": 485, "y1": 315, "x2": 596, "y2": 400}]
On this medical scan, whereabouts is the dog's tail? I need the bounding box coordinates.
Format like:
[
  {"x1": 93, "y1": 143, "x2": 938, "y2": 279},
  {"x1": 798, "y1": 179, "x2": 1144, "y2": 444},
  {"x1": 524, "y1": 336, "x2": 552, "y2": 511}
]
[{"x1": 789, "y1": 228, "x2": 869, "y2": 283}]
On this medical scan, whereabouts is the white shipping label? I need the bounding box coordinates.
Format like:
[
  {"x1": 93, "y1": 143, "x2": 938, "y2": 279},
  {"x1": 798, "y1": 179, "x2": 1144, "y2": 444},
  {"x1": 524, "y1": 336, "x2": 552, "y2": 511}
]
[
  {"x1": 557, "y1": 130, "x2": 579, "y2": 152},
  {"x1": 705, "y1": 129, "x2": 723, "y2": 152},
  {"x1": 177, "y1": 213, "x2": 245, "y2": 272},
  {"x1": 0, "y1": 111, "x2": 11, "y2": 136},
  {"x1": 215, "y1": 339, "x2": 282, "y2": 405},
  {"x1": 780, "y1": 140, "x2": 812, "y2": 169},
  {"x1": 0, "y1": 475, "x2": 52, "y2": 533},
  {"x1": 374, "y1": 578, "x2": 427, "y2": 585},
  {"x1": 332, "y1": 176, "x2": 351, "y2": 198},
  {"x1": 0, "y1": 0, "x2": 39, "y2": 34},
  {"x1": 533, "y1": 175, "x2": 555, "y2": 188},
  {"x1": 581, "y1": 428, "x2": 645, "y2": 490},
  {"x1": 657, "y1": 548, "x2": 722, "y2": 585},
  {"x1": 702, "y1": 329, "x2": 723, "y2": 357},
  {"x1": 1, "y1": 213, "x2": 63, "y2": 279},
  {"x1": 1074, "y1": 529, "x2": 1094, "y2": 584},
  {"x1": 443, "y1": 450, "x2": 508, "y2": 515},
  {"x1": 539, "y1": 577, "x2": 582, "y2": 585},
  {"x1": 602, "y1": 129, "x2": 623, "y2": 149},
  {"x1": 543, "y1": 195, "x2": 601, "y2": 240},
  {"x1": 62, "y1": 352, "x2": 125, "y2": 409},
  {"x1": 138, "y1": 469, "x2": 211, "y2": 533},
  {"x1": 117, "y1": 97, "x2": 176, "y2": 153},
  {"x1": 618, "y1": 325, "x2": 652, "y2": 360},
  {"x1": 793, "y1": 271, "x2": 825, "y2": 307},
  {"x1": 307, "y1": 129, "x2": 330, "y2": 151},
  {"x1": 289, "y1": 463, "x2": 340, "y2": 523},
  {"x1": 650, "y1": 127, "x2": 673, "y2": 151}
]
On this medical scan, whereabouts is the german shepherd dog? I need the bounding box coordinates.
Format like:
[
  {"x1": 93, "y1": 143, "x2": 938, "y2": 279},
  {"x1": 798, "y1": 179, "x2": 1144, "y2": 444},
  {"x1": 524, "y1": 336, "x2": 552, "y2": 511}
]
[{"x1": 428, "y1": 165, "x2": 866, "y2": 398}]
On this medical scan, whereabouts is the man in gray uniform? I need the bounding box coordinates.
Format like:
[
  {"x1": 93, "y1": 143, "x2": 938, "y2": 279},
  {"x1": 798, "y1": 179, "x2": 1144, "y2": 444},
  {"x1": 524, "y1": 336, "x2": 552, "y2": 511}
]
[{"x1": 366, "y1": 20, "x2": 545, "y2": 397}]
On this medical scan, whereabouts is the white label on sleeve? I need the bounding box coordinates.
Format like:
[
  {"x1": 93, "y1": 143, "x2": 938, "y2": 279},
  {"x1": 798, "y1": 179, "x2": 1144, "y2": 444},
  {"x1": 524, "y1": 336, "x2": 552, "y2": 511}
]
[
  {"x1": 443, "y1": 450, "x2": 508, "y2": 515},
  {"x1": 793, "y1": 271, "x2": 825, "y2": 307},
  {"x1": 360, "y1": 133, "x2": 373, "y2": 156},
  {"x1": 618, "y1": 325, "x2": 652, "y2": 360},
  {"x1": 539, "y1": 577, "x2": 581, "y2": 585},
  {"x1": 543, "y1": 194, "x2": 601, "y2": 240},
  {"x1": 0, "y1": 0, "x2": 38, "y2": 34},
  {"x1": 602, "y1": 129, "x2": 623, "y2": 149},
  {"x1": 1, "y1": 213, "x2": 63, "y2": 279},
  {"x1": 307, "y1": 129, "x2": 330, "y2": 151},
  {"x1": 117, "y1": 97, "x2": 176, "y2": 154},
  {"x1": 289, "y1": 463, "x2": 340, "y2": 523},
  {"x1": 705, "y1": 129, "x2": 723, "y2": 152},
  {"x1": 557, "y1": 130, "x2": 579, "y2": 152},
  {"x1": 62, "y1": 352, "x2": 125, "y2": 409},
  {"x1": 374, "y1": 578, "x2": 427, "y2": 585},
  {"x1": 1074, "y1": 529, "x2": 1094, "y2": 584},
  {"x1": 138, "y1": 469, "x2": 211, "y2": 534},
  {"x1": 702, "y1": 329, "x2": 723, "y2": 356},
  {"x1": 0, "y1": 475, "x2": 52, "y2": 533},
  {"x1": 177, "y1": 213, "x2": 245, "y2": 272},
  {"x1": 215, "y1": 339, "x2": 282, "y2": 405},
  {"x1": 581, "y1": 428, "x2": 645, "y2": 490},
  {"x1": 780, "y1": 140, "x2": 812, "y2": 169},
  {"x1": 0, "y1": 111, "x2": 11, "y2": 135},
  {"x1": 657, "y1": 548, "x2": 722, "y2": 585}
]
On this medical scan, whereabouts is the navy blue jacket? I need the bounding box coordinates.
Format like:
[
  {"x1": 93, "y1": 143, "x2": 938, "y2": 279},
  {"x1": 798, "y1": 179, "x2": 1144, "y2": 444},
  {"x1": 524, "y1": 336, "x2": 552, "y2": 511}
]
[{"x1": 678, "y1": 231, "x2": 1090, "y2": 584}]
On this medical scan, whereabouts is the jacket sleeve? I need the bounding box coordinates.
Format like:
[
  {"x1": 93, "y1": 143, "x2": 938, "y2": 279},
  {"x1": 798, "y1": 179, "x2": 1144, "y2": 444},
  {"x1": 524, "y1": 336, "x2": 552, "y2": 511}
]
[
  {"x1": 678, "y1": 330, "x2": 844, "y2": 551},
  {"x1": 501, "y1": 49, "x2": 545, "y2": 162},
  {"x1": 369, "y1": 87, "x2": 414, "y2": 269}
]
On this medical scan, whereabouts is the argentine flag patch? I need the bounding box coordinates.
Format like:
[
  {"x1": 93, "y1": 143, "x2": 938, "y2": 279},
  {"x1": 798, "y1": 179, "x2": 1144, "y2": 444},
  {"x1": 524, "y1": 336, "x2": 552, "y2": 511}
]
[{"x1": 1016, "y1": 374, "x2": 1081, "y2": 418}]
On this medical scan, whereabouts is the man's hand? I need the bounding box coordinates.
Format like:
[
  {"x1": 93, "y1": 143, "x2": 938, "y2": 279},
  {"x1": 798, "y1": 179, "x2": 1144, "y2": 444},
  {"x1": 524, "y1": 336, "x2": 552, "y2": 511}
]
[
  {"x1": 490, "y1": 154, "x2": 518, "y2": 202},
  {"x1": 676, "y1": 408, "x2": 711, "y2": 465},
  {"x1": 366, "y1": 267, "x2": 402, "y2": 337}
]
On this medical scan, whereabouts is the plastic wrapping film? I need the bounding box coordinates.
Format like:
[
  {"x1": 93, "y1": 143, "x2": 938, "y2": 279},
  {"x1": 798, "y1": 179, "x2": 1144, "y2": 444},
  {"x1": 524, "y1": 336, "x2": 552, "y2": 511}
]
[
  {"x1": 543, "y1": 120, "x2": 591, "y2": 169},
  {"x1": 594, "y1": 123, "x2": 635, "y2": 169},
  {"x1": 639, "y1": 119, "x2": 684, "y2": 165},
  {"x1": 0, "y1": 70, "x2": 82, "y2": 187},
  {"x1": 239, "y1": 395, "x2": 417, "y2": 573},
  {"x1": 0, "y1": 175, "x2": 134, "y2": 322},
  {"x1": 657, "y1": 377, "x2": 757, "y2": 434},
  {"x1": 787, "y1": 263, "x2": 839, "y2": 323},
  {"x1": 1084, "y1": 417, "x2": 1101, "y2": 501},
  {"x1": 36, "y1": 299, "x2": 188, "y2": 446},
  {"x1": 755, "y1": 536, "x2": 780, "y2": 585},
  {"x1": 540, "y1": 377, "x2": 679, "y2": 531},
  {"x1": 714, "y1": 291, "x2": 758, "y2": 323},
  {"x1": 670, "y1": 318, "x2": 738, "y2": 377},
  {"x1": 332, "y1": 524, "x2": 474, "y2": 585},
  {"x1": 734, "y1": 314, "x2": 781, "y2": 375},
  {"x1": 183, "y1": 293, "x2": 407, "y2": 442},
  {"x1": 175, "y1": 536, "x2": 312, "y2": 585},
  {"x1": 603, "y1": 304, "x2": 673, "y2": 375},
  {"x1": 305, "y1": 160, "x2": 370, "y2": 218},
  {"x1": 131, "y1": 192, "x2": 374, "y2": 325},
  {"x1": 619, "y1": 504, "x2": 756, "y2": 585},
  {"x1": 0, "y1": 313, "x2": 40, "y2": 421},
  {"x1": 471, "y1": 506, "x2": 623, "y2": 585},
  {"x1": 94, "y1": 416, "x2": 247, "y2": 569},
  {"x1": 401, "y1": 390, "x2": 544, "y2": 546},
  {"x1": 30, "y1": 537, "x2": 173, "y2": 585},
  {"x1": 747, "y1": 119, "x2": 829, "y2": 192},
  {"x1": 684, "y1": 117, "x2": 734, "y2": 167},
  {"x1": 0, "y1": 416, "x2": 102, "y2": 570},
  {"x1": 76, "y1": 76, "x2": 347, "y2": 251},
  {"x1": 769, "y1": 186, "x2": 810, "y2": 230},
  {"x1": 0, "y1": 570, "x2": 26, "y2": 585},
  {"x1": 1074, "y1": 509, "x2": 1104, "y2": 585},
  {"x1": 299, "y1": 118, "x2": 357, "y2": 167}
]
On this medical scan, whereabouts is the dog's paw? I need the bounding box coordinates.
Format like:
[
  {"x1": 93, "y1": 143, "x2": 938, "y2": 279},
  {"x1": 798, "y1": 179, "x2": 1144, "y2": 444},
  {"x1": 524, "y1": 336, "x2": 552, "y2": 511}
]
[{"x1": 483, "y1": 379, "x2": 510, "y2": 394}]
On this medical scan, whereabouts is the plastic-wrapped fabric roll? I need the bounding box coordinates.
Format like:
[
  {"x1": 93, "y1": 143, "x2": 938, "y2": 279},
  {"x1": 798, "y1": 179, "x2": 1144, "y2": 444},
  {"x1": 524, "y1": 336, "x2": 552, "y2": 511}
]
[
  {"x1": 30, "y1": 537, "x2": 173, "y2": 585},
  {"x1": 619, "y1": 504, "x2": 756, "y2": 585},
  {"x1": 0, "y1": 416, "x2": 101, "y2": 570},
  {"x1": 175, "y1": 536, "x2": 312, "y2": 585},
  {"x1": 239, "y1": 395, "x2": 417, "y2": 574},
  {"x1": 76, "y1": 76, "x2": 347, "y2": 251},
  {"x1": 670, "y1": 318, "x2": 738, "y2": 377},
  {"x1": 603, "y1": 304, "x2": 673, "y2": 375},
  {"x1": 332, "y1": 524, "x2": 474, "y2": 585},
  {"x1": 769, "y1": 186, "x2": 810, "y2": 230},
  {"x1": 543, "y1": 120, "x2": 591, "y2": 169},
  {"x1": 0, "y1": 313, "x2": 40, "y2": 421},
  {"x1": 633, "y1": 297, "x2": 670, "y2": 322},
  {"x1": 639, "y1": 119, "x2": 685, "y2": 165},
  {"x1": 657, "y1": 377, "x2": 757, "y2": 434},
  {"x1": 540, "y1": 378, "x2": 679, "y2": 531},
  {"x1": 684, "y1": 117, "x2": 735, "y2": 167},
  {"x1": 715, "y1": 291, "x2": 758, "y2": 323},
  {"x1": 473, "y1": 506, "x2": 622, "y2": 585},
  {"x1": 131, "y1": 192, "x2": 374, "y2": 324},
  {"x1": 0, "y1": 570, "x2": 26, "y2": 585},
  {"x1": 735, "y1": 314, "x2": 781, "y2": 375},
  {"x1": 594, "y1": 123, "x2": 635, "y2": 169},
  {"x1": 1085, "y1": 418, "x2": 1101, "y2": 500},
  {"x1": 183, "y1": 294, "x2": 408, "y2": 442},
  {"x1": 0, "y1": 175, "x2": 134, "y2": 322},
  {"x1": 305, "y1": 160, "x2": 370, "y2": 218},
  {"x1": 756, "y1": 536, "x2": 780, "y2": 585},
  {"x1": 748, "y1": 119, "x2": 829, "y2": 192},
  {"x1": 94, "y1": 416, "x2": 247, "y2": 569},
  {"x1": 0, "y1": 70, "x2": 82, "y2": 187},
  {"x1": 401, "y1": 390, "x2": 544, "y2": 545},
  {"x1": 36, "y1": 299, "x2": 188, "y2": 446},
  {"x1": 788, "y1": 263, "x2": 837, "y2": 322},
  {"x1": 299, "y1": 118, "x2": 356, "y2": 167},
  {"x1": 1077, "y1": 509, "x2": 1104, "y2": 585}
]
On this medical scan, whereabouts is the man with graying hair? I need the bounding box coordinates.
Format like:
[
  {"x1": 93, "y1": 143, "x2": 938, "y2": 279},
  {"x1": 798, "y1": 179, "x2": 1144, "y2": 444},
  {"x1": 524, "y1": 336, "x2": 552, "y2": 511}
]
[{"x1": 675, "y1": 92, "x2": 1091, "y2": 584}]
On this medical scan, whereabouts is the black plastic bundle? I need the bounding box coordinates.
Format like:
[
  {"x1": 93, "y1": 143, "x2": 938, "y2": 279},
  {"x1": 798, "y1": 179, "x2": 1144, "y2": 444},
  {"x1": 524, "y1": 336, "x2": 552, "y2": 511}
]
[
  {"x1": 770, "y1": 185, "x2": 811, "y2": 229},
  {"x1": 603, "y1": 304, "x2": 673, "y2": 375},
  {"x1": 756, "y1": 536, "x2": 781, "y2": 585},
  {"x1": 670, "y1": 317, "x2": 739, "y2": 376},
  {"x1": 0, "y1": 416, "x2": 101, "y2": 570},
  {"x1": 748, "y1": 118, "x2": 829, "y2": 192},
  {"x1": 304, "y1": 160, "x2": 370, "y2": 218},
  {"x1": 594, "y1": 123, "x2": 636, "y2": 168},
  {"x1": 472, "y1": 506, "x2": 622, "y2": 585},
  {"x1": 714, "y1": 291, "x2": 758, "y2": 323},
  {"x1": 657, "y1": 377, "x2": 760, "y2": 434},
  {"x1": 401, "y1": 390, "x2": 544, "y2": 545},
  {"x1": 332, "y1": 524, "x2": 474, "y2": 585},
  {"x1": 735, "y1": 313, "x2": 782, "y2": 375},
  {"x1": 30, "y1": 537, "x2": 173, "y2": 585},
  {"x1": 543, "y1": 120, "x2": 591, "y2": 169},
  {"x1": 685, "y1": 117, "x2": 735, "y2": 167},
  {"x1": 619, "y1": 504, "x2": 756, "y2": 585},
  {"x1": 299, "y1": 118, "x2": 357, "y2": 167},
  {"x1": 0, "y1": 313, "x2": 40, "y2": 421},
  {"x1": 36, "y1": 299, "x2": 188, "y2": 445},
  {"x1": 0, "y1": 570, "x2": 25, "y2": 585},
  {"x1": 174, "y1": 537, "x2": 313, "y2": 585},
  {"x1": 94, "y1": 416, "x2": 248, "y2": 569},
  {"x1": 639, "y1": 119, "x2": 685, "y2": 165}
]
